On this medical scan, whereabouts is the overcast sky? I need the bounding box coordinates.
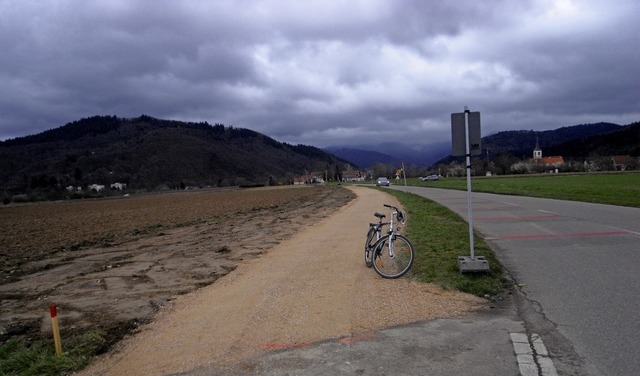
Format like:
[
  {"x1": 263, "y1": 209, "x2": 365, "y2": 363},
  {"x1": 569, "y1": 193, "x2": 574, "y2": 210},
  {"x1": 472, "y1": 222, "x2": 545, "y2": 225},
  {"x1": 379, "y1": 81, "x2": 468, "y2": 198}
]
[{"x1": 1, "y1": 0, "x2": 638, "y2": 147}]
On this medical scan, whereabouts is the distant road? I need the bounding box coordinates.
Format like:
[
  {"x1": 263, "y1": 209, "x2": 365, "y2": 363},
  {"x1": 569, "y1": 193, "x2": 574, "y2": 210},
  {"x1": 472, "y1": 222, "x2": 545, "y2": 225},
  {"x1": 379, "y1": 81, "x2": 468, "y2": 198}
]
[{"x1": 394, "y1": 186, "x2": 640, "y2": 376}]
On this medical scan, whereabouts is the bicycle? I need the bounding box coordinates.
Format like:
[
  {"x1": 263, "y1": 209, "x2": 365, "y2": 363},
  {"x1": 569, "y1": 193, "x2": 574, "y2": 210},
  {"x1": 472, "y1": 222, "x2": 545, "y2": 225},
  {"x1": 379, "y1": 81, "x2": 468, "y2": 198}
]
[
  {"x1": 364, "y1": 204, "x2": 407, "y2": 268},
  {"x1": 364, "y1": 204, "x2": 415, "y2": 278}
]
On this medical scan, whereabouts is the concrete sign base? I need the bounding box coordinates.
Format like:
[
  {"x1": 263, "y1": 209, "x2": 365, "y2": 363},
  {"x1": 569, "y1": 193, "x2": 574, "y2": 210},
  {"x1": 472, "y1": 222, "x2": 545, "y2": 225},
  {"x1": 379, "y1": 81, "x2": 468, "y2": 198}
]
[{"x1": 457, "y1": 256, "x2": 490, "y2": 273}]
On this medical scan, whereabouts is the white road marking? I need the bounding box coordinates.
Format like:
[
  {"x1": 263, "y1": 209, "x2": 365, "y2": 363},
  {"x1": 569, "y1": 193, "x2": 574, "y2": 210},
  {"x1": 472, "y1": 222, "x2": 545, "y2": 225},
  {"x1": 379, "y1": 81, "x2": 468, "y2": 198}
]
[
  {"x1": 604, "y1": 224, "x2": 640, "y2": 236},
  {"x1": 499, "y1": 201, "x2": 521, "y2": 207}
]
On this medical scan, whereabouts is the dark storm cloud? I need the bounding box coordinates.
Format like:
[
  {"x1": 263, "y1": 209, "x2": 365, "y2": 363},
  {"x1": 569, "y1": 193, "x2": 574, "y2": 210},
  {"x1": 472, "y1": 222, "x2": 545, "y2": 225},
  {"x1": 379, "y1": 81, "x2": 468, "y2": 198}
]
[{"x1": 1, "y1": 0, "x2": 638, "y2": 146}]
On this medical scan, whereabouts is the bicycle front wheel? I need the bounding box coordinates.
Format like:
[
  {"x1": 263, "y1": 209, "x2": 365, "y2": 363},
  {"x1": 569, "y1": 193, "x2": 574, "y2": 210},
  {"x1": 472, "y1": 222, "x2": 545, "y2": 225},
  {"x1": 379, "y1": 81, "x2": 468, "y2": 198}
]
[{"x1": 372, "y1": 234, "x2": 414, "y2": 278}]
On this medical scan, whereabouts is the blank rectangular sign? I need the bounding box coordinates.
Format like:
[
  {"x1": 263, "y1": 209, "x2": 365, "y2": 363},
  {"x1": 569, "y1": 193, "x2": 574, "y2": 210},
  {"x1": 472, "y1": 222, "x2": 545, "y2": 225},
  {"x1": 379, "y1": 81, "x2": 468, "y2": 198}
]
[{"x1": 451, "y1": 111, "x2": 481, "y2": 157}]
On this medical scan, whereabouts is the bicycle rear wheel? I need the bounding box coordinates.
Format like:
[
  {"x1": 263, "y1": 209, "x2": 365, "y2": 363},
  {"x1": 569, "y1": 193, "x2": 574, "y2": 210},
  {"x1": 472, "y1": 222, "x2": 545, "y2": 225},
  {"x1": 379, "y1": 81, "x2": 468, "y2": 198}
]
[
  {"x1": 364, "y1": 227, "x2": 376, "y2": 267},
  {"x1": 372, "y1": 234, "x2": 414, "y2": 278}
]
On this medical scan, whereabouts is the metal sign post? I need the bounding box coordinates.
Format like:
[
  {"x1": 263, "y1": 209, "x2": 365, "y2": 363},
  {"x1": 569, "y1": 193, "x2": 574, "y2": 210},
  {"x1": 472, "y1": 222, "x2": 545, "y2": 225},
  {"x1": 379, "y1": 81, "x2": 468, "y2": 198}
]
[{"x1": 451, "y1": 107, "x2": 489, "y2": 273}]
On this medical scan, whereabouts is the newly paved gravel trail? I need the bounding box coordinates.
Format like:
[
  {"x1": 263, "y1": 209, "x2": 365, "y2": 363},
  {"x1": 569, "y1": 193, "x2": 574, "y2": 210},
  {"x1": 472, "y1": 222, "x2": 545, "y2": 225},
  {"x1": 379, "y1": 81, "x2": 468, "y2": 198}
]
[{"x1": 81, "y1": 186, "x2": 483, "y2": 375}]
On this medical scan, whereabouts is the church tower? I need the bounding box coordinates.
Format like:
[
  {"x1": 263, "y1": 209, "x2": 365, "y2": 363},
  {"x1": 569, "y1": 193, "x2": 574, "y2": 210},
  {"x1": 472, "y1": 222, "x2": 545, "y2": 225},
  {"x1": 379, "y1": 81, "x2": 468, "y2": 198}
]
[{"x1": 533, "y1": 136, "x2": 542, "y2": 160}]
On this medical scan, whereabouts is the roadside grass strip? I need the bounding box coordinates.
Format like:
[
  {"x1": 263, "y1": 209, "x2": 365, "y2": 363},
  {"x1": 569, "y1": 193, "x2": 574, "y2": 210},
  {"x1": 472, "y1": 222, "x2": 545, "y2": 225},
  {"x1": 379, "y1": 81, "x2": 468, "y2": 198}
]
[
  {"x1": 0, "y1": 330, "x2": 107, "y2": 376},
  {"x1": 383, "y1": 189, "x2": 508, "y2": 296}
]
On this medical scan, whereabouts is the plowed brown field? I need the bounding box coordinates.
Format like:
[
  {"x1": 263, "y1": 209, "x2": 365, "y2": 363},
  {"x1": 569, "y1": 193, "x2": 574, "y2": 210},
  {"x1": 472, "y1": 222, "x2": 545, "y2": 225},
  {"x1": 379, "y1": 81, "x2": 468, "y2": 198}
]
[{"x1": 0, "y1": 185, "x2": 355, "y2": 346}]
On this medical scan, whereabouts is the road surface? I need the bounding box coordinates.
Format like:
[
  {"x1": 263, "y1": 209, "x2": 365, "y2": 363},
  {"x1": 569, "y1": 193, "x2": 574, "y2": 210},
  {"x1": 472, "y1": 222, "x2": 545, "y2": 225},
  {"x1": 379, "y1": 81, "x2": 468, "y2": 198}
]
[{"x1": 396, "y1": 185, "x2": 640, "y2": 376}]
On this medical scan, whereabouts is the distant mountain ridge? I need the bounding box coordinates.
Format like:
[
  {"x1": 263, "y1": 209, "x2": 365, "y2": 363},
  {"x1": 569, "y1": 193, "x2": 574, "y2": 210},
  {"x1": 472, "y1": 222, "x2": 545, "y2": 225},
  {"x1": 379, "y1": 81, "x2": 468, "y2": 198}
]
[
  {"x1": 327, "y1": 122, "x2": 639, "y2": 168},
  {"x1": 322, "y1": 148, "x2": 401, "y2": 169},
  {"x1": 0, "y1": 115, "x2": 352, "y2": 200},
  {"x1": 325, "y1": 141, "x2": 450, "y2": 168}
]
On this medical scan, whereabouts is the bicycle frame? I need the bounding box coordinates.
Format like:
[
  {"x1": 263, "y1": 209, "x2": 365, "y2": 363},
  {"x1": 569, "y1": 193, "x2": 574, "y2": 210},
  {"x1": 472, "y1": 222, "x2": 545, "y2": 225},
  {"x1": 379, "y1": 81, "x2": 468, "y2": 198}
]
[
  {"x1": 368, "y1": 212, "x2": 386, "y2": 244},
  {"x1": 383, "y1": 204, "x2": 402, "y2": 258},
  {"x1": 366, "y1": 204, "x2": 404, "y2": 254}
]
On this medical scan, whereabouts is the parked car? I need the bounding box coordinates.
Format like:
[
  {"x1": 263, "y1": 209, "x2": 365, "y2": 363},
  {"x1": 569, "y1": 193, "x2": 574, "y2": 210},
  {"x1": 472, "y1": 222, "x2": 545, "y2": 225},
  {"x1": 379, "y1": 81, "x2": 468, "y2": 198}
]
[
  {"x1": 421, "y1": 175, "x2": 440, "y2": 182},
  {"x1": 376, "y1": 177, "x2": 390, "y2": 186}
]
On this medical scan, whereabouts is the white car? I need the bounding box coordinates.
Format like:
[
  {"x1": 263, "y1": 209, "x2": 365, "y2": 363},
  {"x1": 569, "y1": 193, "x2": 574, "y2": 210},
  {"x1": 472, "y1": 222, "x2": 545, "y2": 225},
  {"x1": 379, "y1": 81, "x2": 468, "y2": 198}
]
[{"x1": 421, "y1": 175, "x2": 440, "y2": 181}]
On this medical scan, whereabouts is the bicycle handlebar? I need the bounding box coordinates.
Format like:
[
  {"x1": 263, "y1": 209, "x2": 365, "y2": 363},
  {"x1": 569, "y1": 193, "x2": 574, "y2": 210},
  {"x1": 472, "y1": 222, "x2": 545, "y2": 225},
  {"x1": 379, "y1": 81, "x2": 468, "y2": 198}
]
[{"x1": 383, "y1": 204, "x2": 405, "y2": 224}]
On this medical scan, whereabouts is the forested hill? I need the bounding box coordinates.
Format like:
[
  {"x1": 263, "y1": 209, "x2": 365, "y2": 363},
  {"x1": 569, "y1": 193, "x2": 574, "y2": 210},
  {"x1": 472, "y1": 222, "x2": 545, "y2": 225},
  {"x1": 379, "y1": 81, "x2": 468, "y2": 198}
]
[
  {"x1": 481, "y1": 122, "x2": 624, "y2": 157},
  {"x1": 0, "y1": 115, "x2": 352, "y2": 199},
  {"x1": 545, "y1": 122, "x2": 640, "y2": 157}
]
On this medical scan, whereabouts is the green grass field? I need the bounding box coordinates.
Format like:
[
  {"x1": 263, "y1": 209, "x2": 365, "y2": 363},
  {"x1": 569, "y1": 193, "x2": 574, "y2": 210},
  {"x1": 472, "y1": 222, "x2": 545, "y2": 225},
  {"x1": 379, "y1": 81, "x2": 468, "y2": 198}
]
[{"x1": 413, "y1": 172, "x2": 640, "y2": 208}]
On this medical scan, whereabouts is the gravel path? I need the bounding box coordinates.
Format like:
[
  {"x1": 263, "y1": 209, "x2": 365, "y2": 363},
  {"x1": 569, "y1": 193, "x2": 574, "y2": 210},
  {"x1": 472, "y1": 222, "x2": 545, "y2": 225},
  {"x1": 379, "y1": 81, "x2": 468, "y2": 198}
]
[{"x1": 81, "y1": 186, "x2": 484, "y2": 375}]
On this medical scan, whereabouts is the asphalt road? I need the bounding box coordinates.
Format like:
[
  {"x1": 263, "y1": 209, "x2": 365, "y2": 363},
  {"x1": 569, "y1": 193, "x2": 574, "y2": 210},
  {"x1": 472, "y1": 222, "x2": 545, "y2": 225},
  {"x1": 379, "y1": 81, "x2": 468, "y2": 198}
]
[{"x1": 395, "y1": 185, "x2": 640, "y2": 376}]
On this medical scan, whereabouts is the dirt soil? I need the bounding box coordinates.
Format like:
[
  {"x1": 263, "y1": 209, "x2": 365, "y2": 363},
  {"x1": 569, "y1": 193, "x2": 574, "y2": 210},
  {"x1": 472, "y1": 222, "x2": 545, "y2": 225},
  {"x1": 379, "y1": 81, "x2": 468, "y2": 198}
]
[
  {"x1": 0, "y1": 186, "x2": 355, "y2": 344},
  {"x1": 79, "y1": 186, "x2": 485, "y2": 375}
]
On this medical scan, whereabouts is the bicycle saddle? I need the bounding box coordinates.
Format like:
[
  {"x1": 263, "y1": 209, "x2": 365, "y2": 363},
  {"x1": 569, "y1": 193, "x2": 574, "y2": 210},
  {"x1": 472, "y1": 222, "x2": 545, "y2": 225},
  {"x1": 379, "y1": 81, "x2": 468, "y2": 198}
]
[{"x1": 374, "y1": 212, "x2": 385, "y2": 219}]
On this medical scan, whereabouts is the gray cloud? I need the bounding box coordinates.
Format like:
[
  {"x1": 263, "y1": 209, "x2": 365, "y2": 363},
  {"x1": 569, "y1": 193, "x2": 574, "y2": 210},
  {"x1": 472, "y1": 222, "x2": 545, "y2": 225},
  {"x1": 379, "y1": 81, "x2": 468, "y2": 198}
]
[{"x1": 1, "y1": 0, "x2": 638, "y2": 147}]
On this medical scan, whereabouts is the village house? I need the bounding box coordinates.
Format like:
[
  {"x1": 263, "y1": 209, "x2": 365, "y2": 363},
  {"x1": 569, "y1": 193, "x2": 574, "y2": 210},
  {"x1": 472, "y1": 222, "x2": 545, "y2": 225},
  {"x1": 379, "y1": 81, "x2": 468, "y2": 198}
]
[
  {"x1": 293, "y1": 172, "x2": 325, "y2": 184},
  {"x1": 88, "y1": 184, "x2": 105, "y2": 192},
  {"x1": 611, "y1": 155, "x2": 633, "y2": 171},
  {"x1": 341, "y1": 169, "x2": 365, "y2": 182},
  {"x1": 536, "y1": 156, "x2": 565, "y2": 168},
  {"x1": 110, "y1": 182, "x2": 127, "y2": 190}
]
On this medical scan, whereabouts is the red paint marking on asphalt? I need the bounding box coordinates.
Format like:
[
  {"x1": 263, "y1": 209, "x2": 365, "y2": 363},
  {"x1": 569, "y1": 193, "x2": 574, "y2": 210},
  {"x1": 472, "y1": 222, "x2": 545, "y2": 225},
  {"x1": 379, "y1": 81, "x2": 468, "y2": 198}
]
[
  {"x1": 487, "y1": 231, "x2": 628, "y2": 240},
  {"x1": 478, "y1": 205, "x2": 523, "y2": 211},
  {"x1": 476, "y1": 215, "x2": 561, "y2": 221},
  {"x1": 264, "y1": 342, "x2": 311, "y2": 350},
  {"x1": 457, "y1": 205, "x2": 523, "y2": 212}
]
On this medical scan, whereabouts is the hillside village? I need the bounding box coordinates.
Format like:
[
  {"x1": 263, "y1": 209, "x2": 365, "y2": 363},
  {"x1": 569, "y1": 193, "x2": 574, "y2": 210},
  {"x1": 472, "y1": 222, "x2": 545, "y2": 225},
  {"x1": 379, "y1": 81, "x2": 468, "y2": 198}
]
[
  {"x1": 436, "y1": 134, "x2": 638, "y2": 178},
  {"x1": 58, "y1": 136, "x2": 640, "y2": 195},
  {"x1": 505, "y1": 138, "x2": 636, "y2": 176},
  {"x1": 1, "y1": 117, "x2": 638, "y2": 203},
  {"x1": 292, "y1": 167, "x2": 367, "y2": 185}
]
